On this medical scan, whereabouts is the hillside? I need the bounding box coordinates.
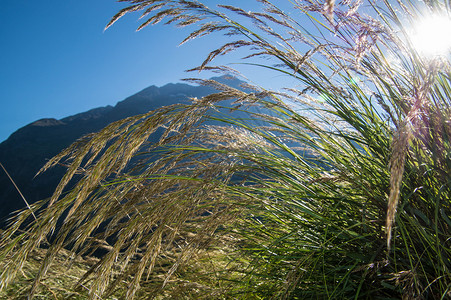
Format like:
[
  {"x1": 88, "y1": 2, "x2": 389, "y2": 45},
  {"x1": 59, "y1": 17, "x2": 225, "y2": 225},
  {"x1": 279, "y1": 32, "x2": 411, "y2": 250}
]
[{"x1": 0, "y1": 80, "x2": 219, "y2": 225}]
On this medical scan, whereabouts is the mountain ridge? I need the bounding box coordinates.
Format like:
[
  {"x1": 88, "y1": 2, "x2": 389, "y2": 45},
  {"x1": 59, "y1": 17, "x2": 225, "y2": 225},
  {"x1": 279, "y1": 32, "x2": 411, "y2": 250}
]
[{"x1": 0, "y1": 78, "x2": 227, "y2": 225}]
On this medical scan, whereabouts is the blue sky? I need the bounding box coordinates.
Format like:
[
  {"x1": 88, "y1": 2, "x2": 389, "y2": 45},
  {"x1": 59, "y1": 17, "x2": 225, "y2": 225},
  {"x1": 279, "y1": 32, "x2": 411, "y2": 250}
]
[
  {"x1": 0, "y1": 0, "x2": 237, "y2": 142},
  {"x1": 0, "y1": 0, "x2": 317, "y2": 143},
  {"x1": 1, "y1": 1, "x2": 448, "y2": 143}
]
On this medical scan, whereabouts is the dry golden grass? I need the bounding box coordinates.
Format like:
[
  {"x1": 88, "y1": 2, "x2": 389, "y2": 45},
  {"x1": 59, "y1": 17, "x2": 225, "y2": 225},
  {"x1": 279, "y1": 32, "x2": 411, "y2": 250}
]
[{"x1": 0, "y1": 237, "x2": 244, "y2": 300}]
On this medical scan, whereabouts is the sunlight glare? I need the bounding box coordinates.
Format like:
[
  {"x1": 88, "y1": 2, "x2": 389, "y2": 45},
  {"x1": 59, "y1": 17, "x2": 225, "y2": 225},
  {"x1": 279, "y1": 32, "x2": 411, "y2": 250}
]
[{"x1": 410, "y1": 14, "x2": 451, "y2": 57}]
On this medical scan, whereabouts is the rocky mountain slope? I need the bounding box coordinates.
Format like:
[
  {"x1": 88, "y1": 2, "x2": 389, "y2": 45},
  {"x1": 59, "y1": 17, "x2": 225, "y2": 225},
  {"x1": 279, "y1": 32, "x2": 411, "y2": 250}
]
[{"x1": 0, "y1": 80, "x2": 222, "y2": 225}]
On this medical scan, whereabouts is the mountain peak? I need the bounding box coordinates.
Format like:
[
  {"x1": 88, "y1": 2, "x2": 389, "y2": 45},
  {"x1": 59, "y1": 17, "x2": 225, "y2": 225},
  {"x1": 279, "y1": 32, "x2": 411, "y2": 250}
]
[{"x1": 0, "y1": 78, "x2": 223, "y2": 226}]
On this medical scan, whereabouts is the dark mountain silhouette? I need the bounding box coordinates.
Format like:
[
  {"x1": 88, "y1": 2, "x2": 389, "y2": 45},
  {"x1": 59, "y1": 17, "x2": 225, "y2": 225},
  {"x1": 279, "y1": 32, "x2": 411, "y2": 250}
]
[{"x1": 0, "y1": 79, "x2": 228, "y2": 226}]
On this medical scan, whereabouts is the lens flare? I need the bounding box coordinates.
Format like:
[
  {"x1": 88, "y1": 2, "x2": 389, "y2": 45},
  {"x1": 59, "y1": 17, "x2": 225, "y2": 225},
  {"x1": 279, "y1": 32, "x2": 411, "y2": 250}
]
[{"x1": 410, "y1": 14, "x2": 451, "y2": 57}]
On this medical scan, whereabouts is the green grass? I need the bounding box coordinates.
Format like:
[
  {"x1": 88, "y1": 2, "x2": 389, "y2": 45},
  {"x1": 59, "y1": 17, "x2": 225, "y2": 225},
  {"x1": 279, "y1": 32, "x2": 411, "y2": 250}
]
[
  {"x1": 0, "y1": 242, "x2": 246, "y2": 299},
  {"x1": 1, "y1": 0, "x2": 451, "y2": 299}
]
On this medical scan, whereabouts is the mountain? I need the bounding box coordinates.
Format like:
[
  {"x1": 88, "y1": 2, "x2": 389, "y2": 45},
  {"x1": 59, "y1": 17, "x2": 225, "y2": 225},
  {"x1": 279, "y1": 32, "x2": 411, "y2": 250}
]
[{"x1": 0, "y1": 80, "x2": 224, "y2": 226}]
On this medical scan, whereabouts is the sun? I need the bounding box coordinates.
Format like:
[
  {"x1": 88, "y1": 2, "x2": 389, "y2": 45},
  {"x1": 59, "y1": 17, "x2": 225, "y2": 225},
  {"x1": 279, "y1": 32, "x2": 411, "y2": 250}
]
[{"x1": 409, "y1": 14, "x2": 451, "y2": 57}]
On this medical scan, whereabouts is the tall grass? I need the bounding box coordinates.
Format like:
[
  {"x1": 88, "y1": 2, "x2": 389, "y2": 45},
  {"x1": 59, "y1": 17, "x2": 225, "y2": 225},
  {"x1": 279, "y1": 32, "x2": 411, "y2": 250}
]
[{"x1": 1, "y1": 0, "x2": 450, "y2": 299}]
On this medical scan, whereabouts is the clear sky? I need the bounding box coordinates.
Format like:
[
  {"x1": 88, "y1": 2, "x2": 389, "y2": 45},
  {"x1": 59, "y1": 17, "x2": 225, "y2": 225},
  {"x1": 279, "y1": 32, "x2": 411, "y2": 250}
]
[
  {"x1": 0, "y1": 0, "x2": 250, "y2": 142},
  {"x1": 1, "y1": 1, "x2": 448, "y2": 143}
]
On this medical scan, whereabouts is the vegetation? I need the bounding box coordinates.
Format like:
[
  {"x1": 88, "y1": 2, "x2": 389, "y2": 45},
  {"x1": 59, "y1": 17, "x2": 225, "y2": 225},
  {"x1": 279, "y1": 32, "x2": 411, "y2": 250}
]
[{"x1": 1, "y1": 0, "x2": 450, "y2": 298}]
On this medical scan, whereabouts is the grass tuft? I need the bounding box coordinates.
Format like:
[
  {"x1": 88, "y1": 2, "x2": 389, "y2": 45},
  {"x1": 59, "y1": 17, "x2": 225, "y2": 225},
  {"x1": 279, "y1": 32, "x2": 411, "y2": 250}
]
[{"x1": 1, "y1": 0, "x2": 450, "y2": 299}]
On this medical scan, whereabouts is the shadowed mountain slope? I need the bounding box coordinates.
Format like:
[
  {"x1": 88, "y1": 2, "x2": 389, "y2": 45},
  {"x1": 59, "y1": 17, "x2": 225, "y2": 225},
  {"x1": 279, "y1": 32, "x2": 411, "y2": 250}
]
[{"x1": 0, "y1": 80, "x2": 221, "y2": 226}]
